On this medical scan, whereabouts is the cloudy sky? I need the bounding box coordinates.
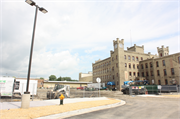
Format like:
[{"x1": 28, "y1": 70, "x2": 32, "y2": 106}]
[{"x1": 0, "y1": 0, "x2": 179, "y2": 80}]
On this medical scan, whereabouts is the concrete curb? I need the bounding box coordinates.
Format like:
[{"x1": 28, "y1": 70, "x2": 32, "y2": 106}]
[{"x1": 35, "y1": 99, "x2": 126, "y2": 119}]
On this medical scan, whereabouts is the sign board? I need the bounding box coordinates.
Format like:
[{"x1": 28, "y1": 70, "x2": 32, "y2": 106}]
[
  {"x1": 0, "y1": 77, "x2": 14, "y2": 96},
  {"x1": 141, "y1": 86, "x2": 144, "y2": 88},
  {"x1": 96, "y1": 78, "x2": 101, "y2": 83},
  {"x1": 139, "y1": 86, "x2": 141, "y2": 89},
  {"x1": 158, "y1": 85, "x2": 162, "y2": 89},
  {"x1": 152, "y1": 79, "x2": 154, "y2": 84}
]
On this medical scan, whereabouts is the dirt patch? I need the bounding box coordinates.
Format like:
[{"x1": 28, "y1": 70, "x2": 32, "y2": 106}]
[{"x1": 0, "y1": 99, "x2": 121, "y2": 119}]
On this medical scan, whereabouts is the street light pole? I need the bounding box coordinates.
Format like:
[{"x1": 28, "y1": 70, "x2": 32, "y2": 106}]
[
  {"x1": 25, "y1": 5, "x2": 38, "y2": 94},
  {"x1": 22, "y1": 0, "x2": 48, "y2": 109}
]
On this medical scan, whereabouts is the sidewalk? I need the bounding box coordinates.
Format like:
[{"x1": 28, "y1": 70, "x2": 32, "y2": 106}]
[
  {"x1": 0, "y1": 97, "x2": 109, "y2": 110},
  {"x1": 0, "y1": 97, "x2": 125, "y2": 119}
]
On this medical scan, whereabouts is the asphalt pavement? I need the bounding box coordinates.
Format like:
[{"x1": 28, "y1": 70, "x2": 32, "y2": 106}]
[{"x1": 65, "y1": 96, "x2": 180, "y2": 119}]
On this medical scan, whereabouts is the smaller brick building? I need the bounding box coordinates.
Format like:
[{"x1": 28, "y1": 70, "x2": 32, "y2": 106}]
[{"x1": 79, "y1": 72, "x2": 93, "y2": 82}]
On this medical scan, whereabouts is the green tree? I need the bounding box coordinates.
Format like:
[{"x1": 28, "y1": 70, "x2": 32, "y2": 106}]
[
  {"x1": 49, "y1": 75, "x2": 57, "y2": 81},
  {"x1": 57, "y1": 76, "x2": 62, "y2": 81},
  {"x1": 40, "y1": 77, "x2": 44, "y2": 79}
]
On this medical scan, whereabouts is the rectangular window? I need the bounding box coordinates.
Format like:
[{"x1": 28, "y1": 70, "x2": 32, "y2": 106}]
[
  {"x1": 112, "y1": 67, "x2": 114, "y2": 71},
  {"x1": 162, "y1": 60, "x2": 165, "y2": 66},
  {"x1": 132, "y1": 56, "x2": 135, "y2": 61},
  {"x1": 116, "y1": 63, "x2": 118, "y2": 68},
  {"x1": 136, "y1": 57, "x2": 138, "y2": 61},
  {"x1": 112, "y1": 57, "x2": 114, "y2": 61},
  {"x1": 151, "y1": 71, "x2": 154, "y2": 76},
  {"x1": 171, "y1": 68, "x2": 175, "y2": 75},
  {"x1": 178, "y1": 57, "x2": 180, "y2": 63},
  {"x1": 133, "y1": 72, "x2": 136, "y2": 76},
  {"x1": 133, "y1": 64, "x2": 135, "y2": 69},
  {"x1": 146, "y1": 72, "x2": 149, "y2": 76},
  {"x1": 137, "y1": 72, "x2": 139, "y2": 76},
  {"x1": 128, "y1": 56, "x2": 131, "y2": 60},
  {"x1": 125, "y1": 63, "x2": 127, "y2": 67},
  {"x1": 124, "y1": 55, "x2": 126, "y2": 59},
  {"x1": 158, "y1": 80, "x2": 161, "y2": 85},
  {"x1": 142, "y1": 72, "x2": 144, "y2": 77},
  {"x1": 117, "y1": 73, "x2": 118, "y2": 77},
  {"x1": 141, "y1": 57, "x2": 143, "y2": 61},
  {"x1": 145, "y1": 63, "x2": 148, "y2": 68},
  {"x1": 129, "y1": 63, "x2": 131, "y2": 68},
  {"x1": 156, "y1": 61, "x2": 159, "y2": 67},
  {"x1": 141, "y1": 64, "x2": 144, "y2": 69},
  {"x1": 165, "y1": 79, "x2": 168, "y2": 85},
  {"x1": 157, "y1": 70, "x2": 160, "y2": 76},
  {"x1": 137, "y1": 64, "x2": 139, "y2": 69},
  {"x1": 113, "y1": 75, "x2": 114, "y2": 79},
  {"x1": 129, "y1": 72, "x2": 132, "y2": 76},
  {"x1": 164, "y1": 69, "x2": 167, "y2": 76},
  {"x1": 116, "y1": 55, "x2": 118, "y2": 60},
  {"x1": 15, "y1": 81, "x2": 20, "y2": 90},
  {"x1": 117, "y1": 81, "x2": 119, "y2": 85},
  {"x1": 150, "y1": 62, "x2": 153, "y2": 68}
]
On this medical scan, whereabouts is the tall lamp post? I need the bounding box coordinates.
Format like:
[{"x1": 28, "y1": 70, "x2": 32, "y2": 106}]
[{"x1": 21, "y1": 0, "x2": 48, "y2": 109}]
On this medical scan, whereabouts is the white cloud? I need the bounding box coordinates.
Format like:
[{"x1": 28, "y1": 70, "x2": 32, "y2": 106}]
[
  {"x1": 1, "y1": 1, "x2": 179, "y2": 80},
  {"x1": 85, "y1": 46, "x2": 107, "y2": 53}
]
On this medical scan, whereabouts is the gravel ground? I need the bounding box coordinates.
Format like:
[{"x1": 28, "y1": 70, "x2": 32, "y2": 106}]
[{"x1": 0, "y1": 99, "x2": 121, "y2": 119}]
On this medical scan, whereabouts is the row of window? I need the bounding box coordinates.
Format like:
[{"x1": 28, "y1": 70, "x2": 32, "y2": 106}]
[
  {"x1": 94, "y1": 56, "x2": 180, "y2": 70},
  {"x1": 158, "y1": 79, "x2": 168, "y2": 85},
  {"x1": 140, "y1": 60, "x2": 165, "y2": 69},
  {"x1": 93, "y1": 73, "x2": 120, "y2": 80},
  {"x1": 93, "y1": 61, "x2": 111, "y2": 70},
  {"x1": 125, "y1": 63, "x2": 139, "y2": 69},
  {"x1": 124, "y1": 55, "x2": 144, "y2": 61},
  {"x1": 141, "y1": 68, "x2": 174, "y2": 77}
]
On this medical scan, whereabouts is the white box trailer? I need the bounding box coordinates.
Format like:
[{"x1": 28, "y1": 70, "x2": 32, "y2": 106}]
[
  {"x1": 14, "y1": 79, "x2": 37, "y2": 95},
  {"x1": 0, "y1": 77, "x2": 15, "y2": 96},
  {"x1": 87, "y1": 83, "x2": 105, "y2": 89}
]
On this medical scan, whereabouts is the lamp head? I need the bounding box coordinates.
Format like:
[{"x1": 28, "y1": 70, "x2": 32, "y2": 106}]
[
  {"x1": 39, "y1": 7, "x2": 48, "y2": 14},
  {"x1": 25, "y1": 0, "x2": 36, "y2": 6}
]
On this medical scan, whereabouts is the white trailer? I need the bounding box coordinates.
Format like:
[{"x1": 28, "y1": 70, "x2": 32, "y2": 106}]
[
  {"x1": 0, "y1": 77, "x2": 15, "y2": 97},
  {"x1": 87, "y1": 83, "x2": 105, "y2": 89},
  {"x1": 14, "y1": 79, "x2": 37, "y2": 95}
]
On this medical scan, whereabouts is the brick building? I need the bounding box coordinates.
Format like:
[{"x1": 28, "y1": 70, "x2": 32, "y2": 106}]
[
  {"x1": 138, "y1": 46, "x2": 180, "y2": 85},
  {"x1": 92, "y1": 38, "x2": 159, "y2": 90}
]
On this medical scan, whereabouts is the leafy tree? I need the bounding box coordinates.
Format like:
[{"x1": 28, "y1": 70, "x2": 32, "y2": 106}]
[
  {"x1": 57, "y1": 76, "x2": 62, "y2": 81},
  {"x1": 49, "y1": 75, "x2": 57, "y2": 81},
  {"x1": 40, "y1": 77, "x2": 44, "y2": 79}
]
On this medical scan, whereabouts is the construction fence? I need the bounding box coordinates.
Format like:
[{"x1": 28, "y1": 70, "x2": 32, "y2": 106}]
[{"x1": 128, "y1": 85, "x2": 180, "y2": 95}]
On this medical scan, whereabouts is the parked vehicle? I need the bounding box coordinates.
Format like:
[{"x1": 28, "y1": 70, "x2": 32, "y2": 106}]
[
  {"x1": 14, "y1": 79, "x2": 37, "y2": 95},
  {"x1": 121, "y1": 80, "x2": 149, "y2": 95},
  {"x1": 87, "y1": 83, "x2": 105, "y2": 90},
  {"x1": 47, "y1": 84, "x2": 70, "y2": 99},
  {"x1": 77, "y1": 86, "x2": 87, "y2": 90},
  {"x1": 0, "y1": 77, "x2": 38, "y2": 97}
]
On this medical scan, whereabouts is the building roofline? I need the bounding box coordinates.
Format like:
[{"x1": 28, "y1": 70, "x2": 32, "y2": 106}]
[
  {"x1": 44, "y1": 81, "x2": 92, "y2": 84},
  {"x1": 93, "y1": 57, "x2": 111, "y2": 64}
]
